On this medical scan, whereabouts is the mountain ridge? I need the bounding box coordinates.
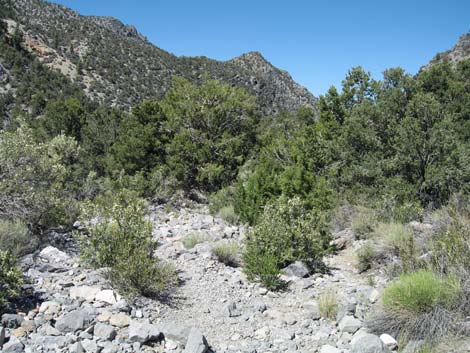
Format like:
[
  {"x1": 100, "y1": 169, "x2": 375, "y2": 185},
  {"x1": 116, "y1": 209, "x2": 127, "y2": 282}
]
[{"x1": 4, "y1": 0, "x2": 317, "y2": 114}]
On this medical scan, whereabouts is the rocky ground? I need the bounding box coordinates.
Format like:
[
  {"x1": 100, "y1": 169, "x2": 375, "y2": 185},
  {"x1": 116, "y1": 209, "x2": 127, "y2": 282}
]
[{"x1": 0, "y1": 203, "x2": 453, "y2": 353}]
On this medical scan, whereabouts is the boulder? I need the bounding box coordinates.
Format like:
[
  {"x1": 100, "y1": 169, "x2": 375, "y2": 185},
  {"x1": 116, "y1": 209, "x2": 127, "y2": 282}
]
[
  {"x1": 159, "y1": 323, "x2": 191, "y2": 345},
  {"x1": 282, "y1": 261, "x2": 310, "y2": 278},
  {"x1": 95, "y1": 290, "x2": 119, "y2": 305},
  {"x1": 338, "y1": 315, "x2": 362, "y2": 334},
  {"x1": 55, "y1": 309, "x2": 93, "y2": 333},
  {"x1": 81, "y1": 339, "x2": 100, "y2": 353},
  {"x1": 352, "y1": 333, "x2": 391, "y2": 353},
  {"x1": 70, "y1": 286, "x2": 101, "y2": 302},
  {"x1": 128, "y1": 320, "x2": 162, "y2": 344},
  {"x1": 2, "y1": 336, "x2": 24, "y2": 353},
  {"x1": 109, "y1": 313, "x2": 130, "y2": 328},
  {"x1": 39, "y1": 246, "x2": 70, "y2": 262},
  {"x1": 39, "y1": 301, "x2": 61, "y2": 315},
  {"x1": 1, "y1": 314, "x2": 24, "y2": 329},
  {"x1": 380, "y1": 334, "x2": 398, "y2": 350},
  {"x1": 94, "y1": 322, "x2": 116, "y2": 341},
  {"x1": 182, "y1": 328, "x2": 209, "y2": 353}
]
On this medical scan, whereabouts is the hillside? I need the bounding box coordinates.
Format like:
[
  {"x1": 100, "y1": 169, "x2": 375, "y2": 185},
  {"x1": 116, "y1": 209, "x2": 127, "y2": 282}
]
[
  {"x1": 423, "y1": 33, "x2": 470, "y2": 70},
  {"x1": 4, "y1": 0, "x2": 316, "y2": 114}
]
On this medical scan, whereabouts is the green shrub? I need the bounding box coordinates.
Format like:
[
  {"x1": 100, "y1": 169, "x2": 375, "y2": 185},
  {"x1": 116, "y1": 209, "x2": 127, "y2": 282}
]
[
  {"x1": 212, "y1": 242, "x2": 239, "y2": 267},
  {"x1": 243, "y1": 249, "x2": 283, "y2": 291},
  {"x1": 217, "y1": 206, "x2": 239, "y2": 225},
  {"x1": 0, "y1": 124, "x2": 79, "y2": 229},
  {"x1": 0, "y1": 219, "x2": 36, "y2": 258},
  {"x1": 318, "y1": 290, "x2": 338, "y2": 320},
  {"x1": 243, "y1": 197, "x2": 330, "y2": 289},
  {"x1": 0, "y1": 251, "x2": 22, "y2": 308},
  {"x1": 382, "y1": 270, "x2": 460, "y2": 313},
  {"x1": 108, "y1": 248, "x2": 176, "y2": 299},
  {"x1": 351, "y1": 206, "x2": 377, "y2": 239},
  {"x1": 356, "y1": 242, "x2": 375, "y2": 273},
  {"x1": 182, "y1": 233, "x2": 205, "y2": 249},
  {"x1": 76, "y1": 190, "x2": 176, "y2": 298},
  {"x1": 376, "y1": 222, "x2": 419, "y2": 272},
  {"x1": 208, "y1": 187, "x2": 235, "y2": 215}
]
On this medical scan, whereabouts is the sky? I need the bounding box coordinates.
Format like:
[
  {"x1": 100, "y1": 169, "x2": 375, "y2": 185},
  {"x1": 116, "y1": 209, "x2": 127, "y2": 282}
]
[{"x1": 49, "y1": 0, "x2": 470, "y2": 96}]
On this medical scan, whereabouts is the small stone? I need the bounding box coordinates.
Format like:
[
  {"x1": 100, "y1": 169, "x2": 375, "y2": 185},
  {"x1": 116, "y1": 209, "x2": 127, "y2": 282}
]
[
  {"x1": 380, "y1": 334, "x2": 398, "y2": 350},
  {"x1": 109, "y1": 313, "x2": 130, "y2": 328},
  {"x1": 12, "y1": 327, "x2": 26, "y2": 338},
  {"x1": 225, "y1": 302, "x2": 241, "y2": 317},
  {"x1": 302, "y1": 300, "x2": 321, "y2": 320},
  {"x1": 44, "y1": 323, "x2": 61, "y2": 336},
  {"x1": 94, "y1": 323, "x2": 116, "y2": 341},
  {"x1": 338, "y1": 315, "x2": 362, "y2": 334},
  {"x1": 252, "y1": 301, "x2": 267, "y2": 313},
  {"x1": 165, "y1": 339, "x2": 179, "y2": 350},
  {"x1": 20, "y1": 320, "x2": 36, "y2": 333},
  {"x1": 182, "y1": 327, "x2": 209, "y2": 353},
  {"x1": 0, "y1": 326, "x2": 5, "y2": 346}
]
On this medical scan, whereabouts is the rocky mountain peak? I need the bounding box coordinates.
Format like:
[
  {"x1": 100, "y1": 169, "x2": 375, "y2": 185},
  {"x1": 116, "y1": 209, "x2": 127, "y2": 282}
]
[
  {"x1": 423, "y1": 32, "x2": 470, "y2": 70},
  {"x1": 87, "y1": 16, "x2": 147, "y2": 41}
]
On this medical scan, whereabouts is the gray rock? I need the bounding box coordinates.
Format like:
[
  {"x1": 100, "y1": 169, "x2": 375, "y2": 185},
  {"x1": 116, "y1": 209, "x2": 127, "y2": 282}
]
[
  {"x1": 2, "y1": 314, "x2": 24, "y2": 329},
  {"x1": 128, "y1": 320, "x2": 162, "y2": 344},
  {"x1": 225, "y1": 302, "x2": 241, "y2": 317},
  {"x1": 101, "y1": 342, "x2": 118, "y2": 353},
  {"x1": 2, "y1": 336, "x2": 24, "y2": 353},
  {"x1": 159, "y1": 323, "x2": 191, "y2": 344},
  {"x1": 252, "y1": 300, "x2": 267, "y2": 313},
  {"x1": 352, "y1": 333, "x2": 390, "y2": 353},
  {"x1": 94, "y1": 323, "x2": 116, "y2": 341},
  {"x1": 0, "y1": 326, "x2": 5, "y2": 346},
  {"x1": 55, "y1": 309, "x2": 93, "y2": 333},
  {"x1": 338, "y1": 315, "x2": 362, "y2": 334},
  {"x1": 182, "y1": 327, "x2": 209, "y2": 353},
  {"x1": 282, "y1": 261, "x2": 310, "y2": 278},
  {"x1": 82, "y1": 339, "x2": 101, "y2": 353},
  {"x1": 69, "y1": 342, "x2": 85, "y2": 353}
]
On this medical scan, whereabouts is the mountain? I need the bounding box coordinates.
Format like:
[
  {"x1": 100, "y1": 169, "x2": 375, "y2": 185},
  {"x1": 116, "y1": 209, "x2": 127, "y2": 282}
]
[
  {"x1": 423, "y1": 33, "x2": 470, "y2": 70},
  {"x1": 3, "y1": 0, "x2": 317, "y2": 115}
]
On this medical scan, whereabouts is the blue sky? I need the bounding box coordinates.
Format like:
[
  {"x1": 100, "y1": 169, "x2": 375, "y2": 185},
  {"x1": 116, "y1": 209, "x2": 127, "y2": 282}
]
[{"x1": 49, "y1": 0, "x2": 469, "y2": 96}]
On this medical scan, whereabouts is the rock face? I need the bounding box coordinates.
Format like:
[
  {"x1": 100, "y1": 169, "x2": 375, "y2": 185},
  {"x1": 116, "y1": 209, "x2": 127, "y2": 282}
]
[
  {"x1": 423, "y1": 33, "x2": 470, "y2": 70},
  {"x1": 7, "y1": 0, "x2": 317, "y2": 115}
]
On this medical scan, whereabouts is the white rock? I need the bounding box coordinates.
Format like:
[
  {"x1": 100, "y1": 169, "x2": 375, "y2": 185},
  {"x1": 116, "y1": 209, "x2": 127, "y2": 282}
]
[
  {"x1": 70, "y1": 286, "x2": 101, "y2": 302},
  {"x1": 369, "y1": 289, "x2": 380, "y2": 303},
  {"x1": 95, "y1": 290, "x2": 119, "y2": 305},
  {"x1": 39, "y1": 246, "x2": 69, "y2": 262},
  {"x1": 380, "y1": 333, "x2": 398, "y2": 350}
]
